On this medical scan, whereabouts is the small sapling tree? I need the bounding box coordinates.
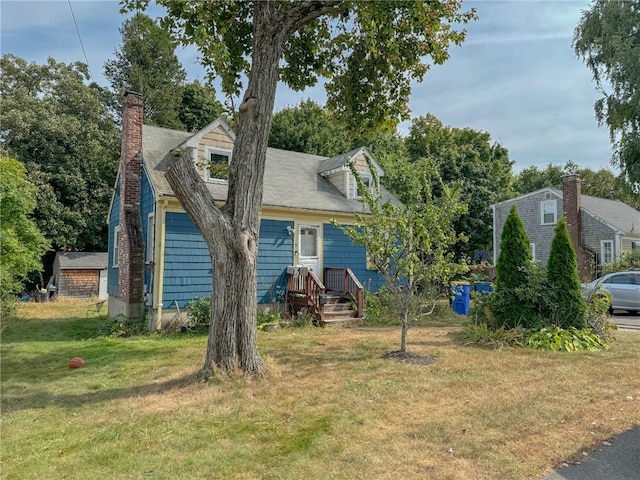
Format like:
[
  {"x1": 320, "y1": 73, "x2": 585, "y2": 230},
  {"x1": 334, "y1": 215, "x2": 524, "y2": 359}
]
[{"x1": 335, "y1": 159, "x2": 467, "y2": 353}]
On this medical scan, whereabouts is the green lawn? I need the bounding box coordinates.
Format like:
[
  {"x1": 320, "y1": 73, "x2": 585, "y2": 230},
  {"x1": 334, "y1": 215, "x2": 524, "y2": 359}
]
[{"x1": 2, "y1": 301, "x2": 639, "y2": 479}]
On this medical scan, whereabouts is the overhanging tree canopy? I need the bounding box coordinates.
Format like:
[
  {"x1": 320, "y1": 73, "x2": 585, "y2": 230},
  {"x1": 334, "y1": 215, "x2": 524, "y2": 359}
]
[
  {"x1": 573, "y1": 0, "x2": 640, "y2": 182},
  {"x1": 125, "y1": 0, "x2": 477, "y2": 379},
  {"x1": 0, "y1": 54, "x2": 120, "y2": 252}
]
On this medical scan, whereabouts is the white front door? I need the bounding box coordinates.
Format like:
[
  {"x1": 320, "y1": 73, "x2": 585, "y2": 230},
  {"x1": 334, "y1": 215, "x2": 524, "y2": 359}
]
[{"x1": 298, "y1": 225, "x2": 320, "y2": 276}]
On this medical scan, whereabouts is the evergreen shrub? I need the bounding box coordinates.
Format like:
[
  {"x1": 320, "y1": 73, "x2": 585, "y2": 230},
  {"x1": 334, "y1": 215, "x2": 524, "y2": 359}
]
[{"x1": 545, "y1": 220, "x2": 586, "y2": 329}]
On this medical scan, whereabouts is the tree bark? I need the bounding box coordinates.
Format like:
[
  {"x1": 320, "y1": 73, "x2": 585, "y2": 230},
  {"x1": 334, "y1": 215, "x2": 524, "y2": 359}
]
[{"x1": 165, "y1": 1, "x2": 325, "y2": 379}]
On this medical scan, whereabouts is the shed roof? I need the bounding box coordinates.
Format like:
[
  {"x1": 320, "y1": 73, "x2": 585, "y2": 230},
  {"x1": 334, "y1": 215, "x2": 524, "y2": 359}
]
[
  {"x1": 142, "y1": 124, "x2": 399, "y2": 213},
  {"x1": 55, "y1": 252, "x2": 108, "y2": 270}
]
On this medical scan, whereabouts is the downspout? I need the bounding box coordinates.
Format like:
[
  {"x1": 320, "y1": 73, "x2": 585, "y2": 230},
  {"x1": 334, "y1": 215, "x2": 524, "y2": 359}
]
[{"x1": 153, "y1": 198, "x2": 169, "y2": 329}]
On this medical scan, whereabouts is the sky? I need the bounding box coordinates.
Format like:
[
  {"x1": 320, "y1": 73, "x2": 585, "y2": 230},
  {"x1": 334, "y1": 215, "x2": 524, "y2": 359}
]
[{"x1": 0, "y1": 0, "x2": 616, "y2": 174}]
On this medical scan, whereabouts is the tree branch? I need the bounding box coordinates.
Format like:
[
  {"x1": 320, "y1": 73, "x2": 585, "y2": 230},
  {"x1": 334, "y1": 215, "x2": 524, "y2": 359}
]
[
  {"x1": 280, "y1": 0, "x2": 345, "y2": 36},
  {"x1": 165, "y1": 153, "x2": 230, "y2": 246}
]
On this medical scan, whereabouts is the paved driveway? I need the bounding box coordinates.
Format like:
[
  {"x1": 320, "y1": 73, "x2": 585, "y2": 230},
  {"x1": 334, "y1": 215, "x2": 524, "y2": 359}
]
[
  {"x1": 611, "y1": 313, "x2": 640, "y2": 331},
  {"x1": 541, "y1": 426, "x2": 640, "y2": 480}
]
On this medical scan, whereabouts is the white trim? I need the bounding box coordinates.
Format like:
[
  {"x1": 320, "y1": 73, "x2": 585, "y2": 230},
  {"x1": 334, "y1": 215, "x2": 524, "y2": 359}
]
[
  {"x1": 600, "y1": 239, "x2": 614, "y2": 264},
  {"x1": 354, "y1": 171, "x2": 372, "y2": 199},
  {"x1": 491, "y1": 187, "x2": 560, "y2": 209},
  {"x1": 204, "y1": 146, "x2": 232, "y2": 183},
  {"x1": 344, "y1": 172, "x2": 350, "y2": 199},
  {"x1": 540, "y1": 199, "x2": 557, "y2": 225},
  {"x1": 146, "y1": 213, "x2": 155, "y2": 263},
  {"x1": 530, "y1": 242, "x2": 536, "y2": 261},
  {"x1": 297, "y1": 224, "x2": 321, "y2": 275},
  {"x1": 113, "y1": 226, "x2": 120, "y2": 268},
  {"x1": 492, "y1": 204, "x2": 497, "y2": 265},
  {"x1": 182, "y1": 117, "x2": 236, "y2": 149}
]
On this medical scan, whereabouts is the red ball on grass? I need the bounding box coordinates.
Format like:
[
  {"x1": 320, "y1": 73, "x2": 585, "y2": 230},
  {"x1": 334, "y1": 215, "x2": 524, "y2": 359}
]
[{"x1": 68, "y1": 357, "x2": 85, "y2": 369}]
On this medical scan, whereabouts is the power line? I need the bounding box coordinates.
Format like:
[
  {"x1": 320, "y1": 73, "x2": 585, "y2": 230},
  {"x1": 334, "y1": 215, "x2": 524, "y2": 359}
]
[{"x1": 67, "y1": 0, "x2": 93, "y2": 82}]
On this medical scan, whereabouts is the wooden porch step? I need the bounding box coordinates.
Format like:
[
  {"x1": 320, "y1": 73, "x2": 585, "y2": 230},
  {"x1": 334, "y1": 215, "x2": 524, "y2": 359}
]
[
  {"x1": 321, "y1": 301, "x2": 360, "y2": 327},
  {"x1": 324, "y1": 293, "x2": 352, "y2": 304},
  {"x1": 323, "y1": 302, "x2": 353, "y2": 312}
]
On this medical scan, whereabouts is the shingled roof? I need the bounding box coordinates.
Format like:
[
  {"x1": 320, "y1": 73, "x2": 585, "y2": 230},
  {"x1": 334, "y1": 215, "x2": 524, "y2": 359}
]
[
  {"x1": 549, "y1": 188, "x2": 640, "y2": 234},
  {"x1": 141, "y1": 124, "x2": 398, "y2": 213},
  {"x1": 55, "y1": 252, "x2": 108, "y2": 270}
]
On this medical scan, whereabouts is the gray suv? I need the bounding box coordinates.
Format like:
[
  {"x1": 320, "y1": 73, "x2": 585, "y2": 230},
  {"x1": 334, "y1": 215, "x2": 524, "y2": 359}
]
[{"x1": 583, "y1": 271, "x2": 640, "y2": 313}]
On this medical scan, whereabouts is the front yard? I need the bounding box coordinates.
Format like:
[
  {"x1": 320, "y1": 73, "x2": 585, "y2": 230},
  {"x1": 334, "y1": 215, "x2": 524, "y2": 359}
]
[{"x1": 1, "y1": 301, "x2": 639, "y2": 479}]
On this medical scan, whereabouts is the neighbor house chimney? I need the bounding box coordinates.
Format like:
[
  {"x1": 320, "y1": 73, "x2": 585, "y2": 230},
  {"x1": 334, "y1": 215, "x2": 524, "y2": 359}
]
[
  {"x1": 562, "y1": 175, "x2": 591, "y2": 280},
  {"x1": 117, "y1": 91, "x2": 145, "y2": 320}
]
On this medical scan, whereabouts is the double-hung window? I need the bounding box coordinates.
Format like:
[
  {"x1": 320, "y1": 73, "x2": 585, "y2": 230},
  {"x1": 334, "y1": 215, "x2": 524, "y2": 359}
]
[
  {"x1": 354, "y1": 172, "x2": 372, "y2": 199},
  {"x1": 113, "y1": 226, "x2": 120, "y2": 267},
  {"x1": 146, "y1": 213, "x2": 155, "y2": 263},
  {"x1": 540, "y1": 200, "x2": 557, "y2": 225},
  {"x1": 205, "y1": 147, "x2": 232, "y2": 182},
  {"x1": 601, "y1": 240, "x2": 614, "y2": 264}
]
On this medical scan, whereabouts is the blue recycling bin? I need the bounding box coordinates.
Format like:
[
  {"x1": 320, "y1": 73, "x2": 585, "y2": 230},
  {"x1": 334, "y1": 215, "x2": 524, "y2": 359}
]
[
  {"x1": 473, "y1": 282, "x2": 494, "y2": 295},
  {"x1": 451, "y1": 281, "x2": 471, "y2": 316}
]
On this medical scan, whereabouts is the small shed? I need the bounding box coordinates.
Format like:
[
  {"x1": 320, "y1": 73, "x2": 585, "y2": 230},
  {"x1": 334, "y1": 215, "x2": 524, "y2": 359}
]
[{"x1": 52, "y1": 252, "x2": 108, "y2": 299}]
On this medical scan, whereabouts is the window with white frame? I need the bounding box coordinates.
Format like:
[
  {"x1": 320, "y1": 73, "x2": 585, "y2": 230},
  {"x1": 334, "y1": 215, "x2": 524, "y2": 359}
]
[
  {"x1": 146, "y1": 213, "x2": 155, "y2": 263},
  {"x1": 601, "y1": 240, "x2": 614, "y2": 264},
  {"x1": 530, "y1": 242, "x2": 536, "y2": 261},
  {"x1": 354, "y1": 172, "x2": 372, "y2": 199},
  {"x1": 540, "y1": 199, "x2": 557, "y2": 225},
  {"x1": 204, "y1": 147, "x2": 232, "y2": 182},
  {"x1": 113, "y1": 226, "x2": 120, "y2": 267}
]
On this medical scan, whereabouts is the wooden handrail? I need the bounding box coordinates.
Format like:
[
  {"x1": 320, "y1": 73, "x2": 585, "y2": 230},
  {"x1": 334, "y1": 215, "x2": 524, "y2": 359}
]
[
  {"x1": 324, "y1": 267, "x2": 364, "y2": 318},
  {"x1": 286, "y1": 268, "x2": 325, "y2": 321}
]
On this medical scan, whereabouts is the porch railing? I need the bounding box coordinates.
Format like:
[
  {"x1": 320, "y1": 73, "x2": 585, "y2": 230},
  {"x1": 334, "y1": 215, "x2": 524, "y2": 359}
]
[
  {"x1": 324, "y1": 267, "x2": 364, "y2": 318},
  {"x1": 286, "y1": 268, "x2": 326, "y2": 321}
]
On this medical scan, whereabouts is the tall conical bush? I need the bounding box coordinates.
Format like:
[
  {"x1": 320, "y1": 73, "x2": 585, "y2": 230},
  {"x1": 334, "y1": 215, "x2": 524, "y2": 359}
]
[
  {"x1": 494, "y1": 205, "x2": 535, "y2": 328},
  {"x1": 496, "y1": 205, "x2": 532, "y2": 291},
  {"x1": 546, "y1": 219, "x2": 586, "y2": 328}
]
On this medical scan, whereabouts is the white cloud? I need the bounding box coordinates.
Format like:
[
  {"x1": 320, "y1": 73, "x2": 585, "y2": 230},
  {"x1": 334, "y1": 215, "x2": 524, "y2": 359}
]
[{"x1": 0, "y1": 0, "x2": 616, "y2": 174}]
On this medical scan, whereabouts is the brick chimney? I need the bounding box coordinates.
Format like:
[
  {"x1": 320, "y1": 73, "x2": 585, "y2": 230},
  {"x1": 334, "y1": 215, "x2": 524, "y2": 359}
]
[
  {"x1": 562, "y1": 175, "x2": 591, "y2": 280},
  {"x1": 117, "y1": 91, "x2": 145, "y2": 320}
]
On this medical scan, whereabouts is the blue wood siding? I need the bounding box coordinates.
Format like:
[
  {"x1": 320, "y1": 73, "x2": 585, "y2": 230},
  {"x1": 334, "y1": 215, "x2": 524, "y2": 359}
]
[
  {"x1": 257, "y1": 219, "x2": 293, "y2": 303},
  {"x1": 323, "y1": 223, "x2": 385, "y2": 292},
  {"x1": 107, "y1": 181, "x2": 120, "y2": 297},
  {"x1": 162, "y1": 215, "x2": 293, "y2": 307},
  {"x1": 162, "y1": 212, "x2": 212, "y2": 308},
  {"x1": 140, "y1": 171, "x2": 155, "y2": 297}
]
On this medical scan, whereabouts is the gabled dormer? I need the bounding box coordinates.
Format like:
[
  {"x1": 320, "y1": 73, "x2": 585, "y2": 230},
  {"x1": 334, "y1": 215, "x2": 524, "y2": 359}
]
[
  {"x1": 317, "y1": 147, "x2": 384, "y2": 200},
  {"x1": 179, "y1": 118, "x2": 236, "y2": 183}
]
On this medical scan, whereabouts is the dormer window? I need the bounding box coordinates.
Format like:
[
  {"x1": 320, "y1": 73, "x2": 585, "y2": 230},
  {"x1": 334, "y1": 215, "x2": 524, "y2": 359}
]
[
  {"x1": 354, "y1": 172, "x2": 372, "y2": 199},
  {"x1": 205, "y1": 147, "x2": 231, "y2": 182}
]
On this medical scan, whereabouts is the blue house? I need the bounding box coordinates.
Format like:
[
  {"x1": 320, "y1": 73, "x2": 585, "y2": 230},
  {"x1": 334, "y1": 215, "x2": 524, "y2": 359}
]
[{"x1": 108, "y1": 92, "x2": 391, "y2": 329}]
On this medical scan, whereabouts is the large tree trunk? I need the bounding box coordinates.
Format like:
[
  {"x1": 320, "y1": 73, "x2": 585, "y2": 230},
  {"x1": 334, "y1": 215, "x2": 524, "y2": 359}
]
[
  {"x1": 166, "y1": 1, "x2": 338, "y2": 380},
  {"x1": 165, "y1": 2, "x2": 287, "y2": 379}
]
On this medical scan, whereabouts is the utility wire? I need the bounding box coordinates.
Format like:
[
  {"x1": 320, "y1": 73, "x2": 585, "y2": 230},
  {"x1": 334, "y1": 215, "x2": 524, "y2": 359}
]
[{"x1": 67, "y1": 0, "x2": 94, "y2": 82}]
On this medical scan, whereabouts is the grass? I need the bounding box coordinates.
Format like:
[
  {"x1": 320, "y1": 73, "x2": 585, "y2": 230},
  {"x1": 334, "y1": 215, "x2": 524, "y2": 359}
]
[{"x1": 2, "y1": 300, "x2": 639, "y2": 479}]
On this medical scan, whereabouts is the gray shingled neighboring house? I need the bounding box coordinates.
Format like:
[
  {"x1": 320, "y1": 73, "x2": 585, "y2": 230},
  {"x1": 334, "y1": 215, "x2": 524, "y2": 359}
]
[
  {"x1": 51, "y1": 252, "x2": 108, "y2": 299},
  {"x1": 492, "y1": 175, "x2": 640, "y2": 280}
]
